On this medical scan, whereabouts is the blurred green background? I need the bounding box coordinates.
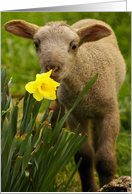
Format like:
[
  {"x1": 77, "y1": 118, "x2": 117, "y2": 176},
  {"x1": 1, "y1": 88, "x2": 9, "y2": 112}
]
[{"x1": 1, "y1": 12, "x2": 131, "y2": 191}]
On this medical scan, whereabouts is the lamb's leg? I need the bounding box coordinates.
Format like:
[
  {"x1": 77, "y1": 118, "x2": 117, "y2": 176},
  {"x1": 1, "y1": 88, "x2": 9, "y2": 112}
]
[
  {"x1": 67, "y1": 114, "x2": 99, "y2": 192},
  {"x1": 74, "y1": 141, "x2": 99, "y2": 192},
  {"x1": 94, "y1": 109, "x2": 119, "y2": 188}
]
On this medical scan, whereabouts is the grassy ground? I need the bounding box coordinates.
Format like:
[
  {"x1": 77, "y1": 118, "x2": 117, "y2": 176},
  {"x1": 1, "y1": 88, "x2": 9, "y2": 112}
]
[{"x1": 1, "y1": 12, "x2": 131, "y2": 191}]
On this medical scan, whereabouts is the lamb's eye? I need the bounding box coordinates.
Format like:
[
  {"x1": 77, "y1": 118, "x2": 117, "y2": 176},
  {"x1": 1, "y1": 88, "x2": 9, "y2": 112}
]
[
  {"x1": 70, "y1": 41, "x2": 78, "y2": 52},
  {"x1": 71, "y1": 45, "x2": 77, "y2": 50},
  {"x1": 34, "y1": 42, "x2": 39, "y2": 49},
  {"x1": 34, "y1": 40, "x2": 40, "y2": 50}
]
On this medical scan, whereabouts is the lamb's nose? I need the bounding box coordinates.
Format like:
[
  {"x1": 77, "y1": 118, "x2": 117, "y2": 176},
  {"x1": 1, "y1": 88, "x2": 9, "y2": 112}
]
[
  {"x1": 47, "y1": 66, "x2": 59, "y2": 72},
  {"x1": 45, "y1": 61, "x2": 61, "y2": 73}
]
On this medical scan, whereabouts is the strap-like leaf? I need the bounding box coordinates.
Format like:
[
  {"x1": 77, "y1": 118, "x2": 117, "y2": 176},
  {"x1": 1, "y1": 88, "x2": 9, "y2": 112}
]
[
  {"x1": 1, "y1": 67, "x2": 6, "y2": 94},
  {"x1": 21, "y1": 135, "x2": 32, "y2": 175}
]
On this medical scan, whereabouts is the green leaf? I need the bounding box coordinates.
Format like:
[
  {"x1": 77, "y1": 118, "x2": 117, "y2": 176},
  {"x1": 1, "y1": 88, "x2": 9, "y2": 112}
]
[
  {"x1": 1, "y1": 107, "x2": 11, "y2": 116},
  {"x1": 15, "y1": 95, "x2": 24, "y2": 106},
  {"x1": 32, "y1": 100, "x2": 43, "y2": 122},
  {"x1": 1, "y1": 80, "x2": 8, "y2": 111},
  {"x1": 1, "y1": 162, "x2": 11, "y2": 191},
  {"x1": 5, "y1": 93, "x2": 12, "y2": 110},
  {"x1": 38, "y1": 145, "x2": 55, "y2": 188},
  {"x1": 19, "y1": 93, "x2": 33, "y2": 134},
  {"x1": 18, "y1": 170, "x2": 31, "y2": 192},
  {"x1": 11, "y1": 175, "x2": 23, "y2": 192},
  {"x1": 37, "y1": 110, "x2": 53, "y2": 145},
  {"x1": 4, "y1": 167, "x2": 14, "y2": 192},
  {"x1": 21, "y1": 94, "x2": 33, "y2": 134},
  {"x1": 19, "y1": 120, "x2": 33, "y2": 156},
  {"x1": 1, "y1": 117, "x2": 11, "y2": 154},
  {"x1": 7, "y1": 136, "x2": 22, "y2": 164},
  {"x1": 11, "y1": 173, "x2": 29, "y2": 192},
  {"x1": 60, "y1": 126, "x2": 80, "y2": 158},
  {"x1": 1, "y1": 122, "x2": 12, "y2": 177},
  {"x1": 32, "y1": 141, "x2": 50, "y2": 174},
  {"x1": 23, "y1": 91, "x2": 29, "y2": 115},
  {"x1": 21, "y1": 135, "x2": 32, "y2": 175},
  {"x1": 41, "y1": 125, "x2": 52, "y2": 146},
  {"x1": 7, "y1": 76, "x2": 13, "y2": 89},
  {"x1": 11, "y1": 105, "x2": 19, "y2": 138},
  {"x1": 3, "y1": 77, "x2": 13, "y2": 111},
  {"x1": 55, "y1": 128, "x2": 69, "y2": 152},
  {"x1": 26, "y1": 97, "x2": 36, "y2": 125},
  {"x1": 31, "y1": 100, "x2": 51, "y2": 148},
  {"x1": 40, "y1": 100, "x2": 51, "y2": 123},
  {"x1": 10, "y1": 156, "x2": 23, "y2": 189},
  {"x1": 1, "y1": 67, "x2": 6, "y2": 94}
]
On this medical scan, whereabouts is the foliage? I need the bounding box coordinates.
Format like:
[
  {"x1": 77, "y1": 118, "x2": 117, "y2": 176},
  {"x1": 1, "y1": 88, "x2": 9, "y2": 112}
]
[{"x1": 1, "y1": 67, "x2": 98, "y2": 192}]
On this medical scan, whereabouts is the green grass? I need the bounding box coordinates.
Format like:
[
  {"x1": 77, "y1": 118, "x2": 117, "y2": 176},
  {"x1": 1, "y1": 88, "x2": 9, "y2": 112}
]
[{"x1": 1, "y1": 12, "x2": 131, "y2": 191}]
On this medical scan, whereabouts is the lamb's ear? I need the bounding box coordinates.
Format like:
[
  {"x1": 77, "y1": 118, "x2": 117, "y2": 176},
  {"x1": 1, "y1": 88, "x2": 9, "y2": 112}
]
[
  {"x1": 4, "y1": 20, "x2": 39, "y2": 39},
  {"x1": 77, "y1": 24, "x2": 112, "y2": 45}
]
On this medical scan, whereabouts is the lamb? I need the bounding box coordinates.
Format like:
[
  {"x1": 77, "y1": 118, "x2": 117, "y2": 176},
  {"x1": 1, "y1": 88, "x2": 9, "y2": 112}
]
[{"x1": 4, "y1": 18, "x2": 126, "y2": 192}]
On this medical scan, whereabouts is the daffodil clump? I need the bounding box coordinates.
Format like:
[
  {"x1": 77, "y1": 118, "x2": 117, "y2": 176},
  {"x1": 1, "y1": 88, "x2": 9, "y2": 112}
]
[
  {"x1": 25, "y1": 70, "x2": 60, "y2": 101},
  {"x1": 1, "y1": 67, "x2": 98, "y2": 192}
]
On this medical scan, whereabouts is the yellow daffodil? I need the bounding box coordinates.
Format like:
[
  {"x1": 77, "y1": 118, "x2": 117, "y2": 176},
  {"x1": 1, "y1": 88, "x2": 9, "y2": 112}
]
[{"x1": 25, "y1": 70, "x2": 60, "y2": 101}]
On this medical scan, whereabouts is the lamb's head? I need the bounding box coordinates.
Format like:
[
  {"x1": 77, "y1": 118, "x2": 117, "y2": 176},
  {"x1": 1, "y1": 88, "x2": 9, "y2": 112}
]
[
  {"x1": 4, "y1": 20, "x2": 111, "y2": 82},
  {"x1": 33, "y1": 22, "x2": 80, "y2": 81}
]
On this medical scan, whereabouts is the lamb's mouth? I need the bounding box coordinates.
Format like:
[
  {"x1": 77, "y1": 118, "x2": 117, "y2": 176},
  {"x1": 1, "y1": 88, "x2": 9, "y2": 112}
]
[
  {"x1": 50, "y1": 70, "x2": 64, "y2": 82},
  {"x1": 50, "y1": 75, "x2": 60, "y2": 82}
]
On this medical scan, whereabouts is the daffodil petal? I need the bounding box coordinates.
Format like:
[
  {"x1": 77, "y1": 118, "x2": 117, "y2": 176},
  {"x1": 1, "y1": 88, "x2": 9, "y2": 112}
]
[
  {"x1": 48, "y1": 79, "x2": 60, "y2": 87},
  {"x1": 25, "y1": 81, "x2": 36, "y2": 93},
  {"x1": 42, "y1": 70, "x2": 52, "y2": 78},
  {"x1": 44, "y1": 96, "x2": 56, "y2": 100},
  {"x1": 36, "y1": 70, "x2": 52, "y2": 81},
  {"x1": 43, "y1": 92, "x2": 57, "y2": 100},
  {"x1": 33, "y1": 90, "x2": 44, "y2": 101}
]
